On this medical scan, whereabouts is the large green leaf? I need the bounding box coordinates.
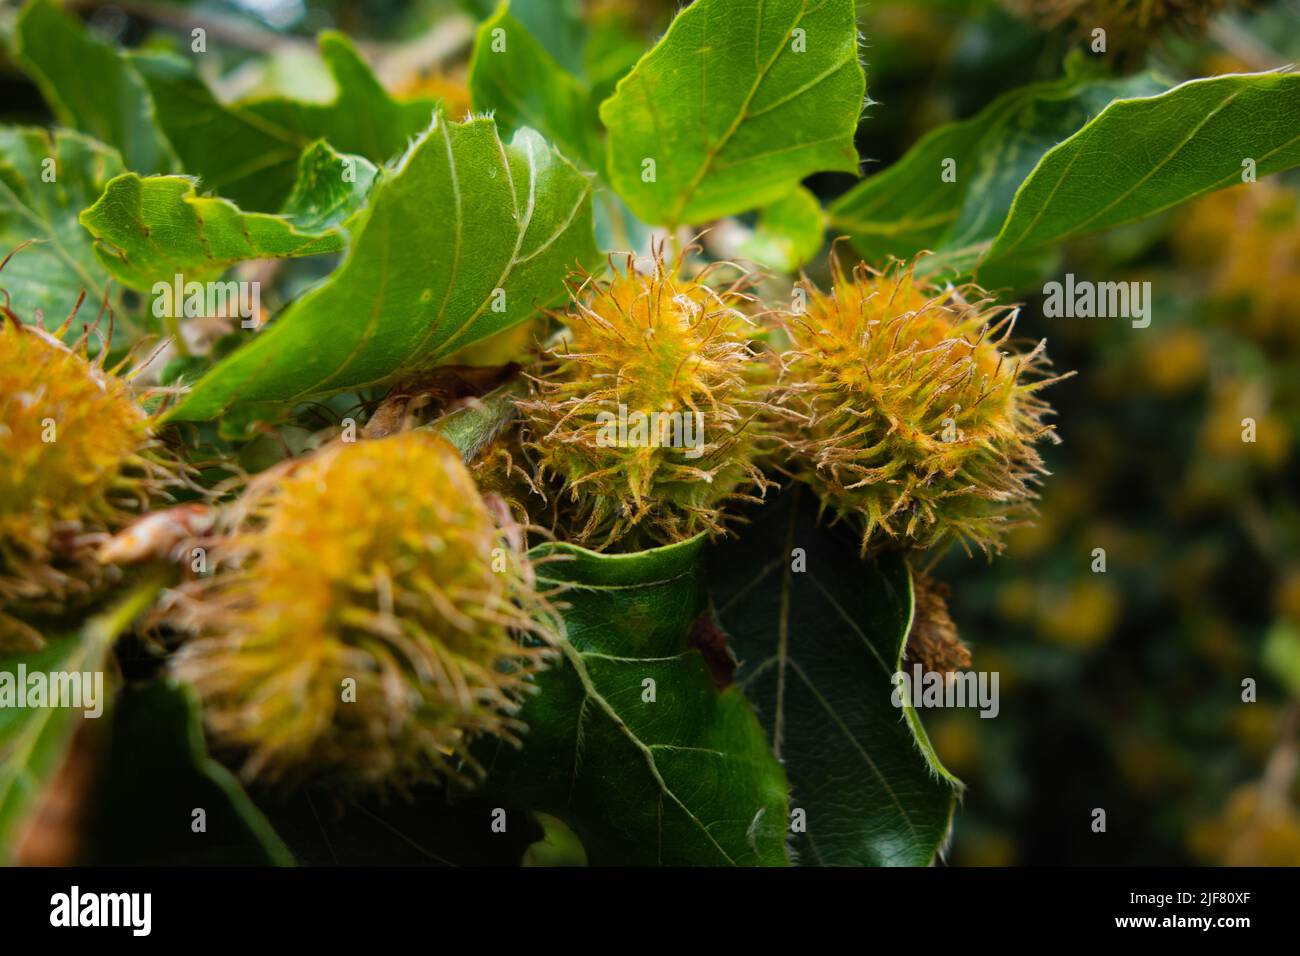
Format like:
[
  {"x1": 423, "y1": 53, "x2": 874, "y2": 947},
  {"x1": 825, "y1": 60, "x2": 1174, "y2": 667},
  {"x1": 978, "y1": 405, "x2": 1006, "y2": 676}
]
[
  {"x1": 707, "y1": 489, "x2": 960, "y2": 866},
  {"x1": 14, "y1": 0, "x2": 174, "y2": 175},
  {"x1": 469, "y1": 2, "x2": 601, "y2": 170},
  {"x1": 166, "y1": 117, "x2": 597, "y2": 421},
  {"x1": 0, "y1": 127, "x2": 124, "y2": 329},
  {"x1": 985, "y1": 70, "x2": 1300, "y2": 265},
  {"x1": 132, "y1": 33, "x2": 438, "y2": 211},
  {"x1": 739, "y1": 183, "x2": 826, "y2": 272},
  {"x1": 467, "y1": 2, "x2": 642, "y2": 253},
  {"x1": 81, "y1": 681, "x2": 292, "y2": 865},
  {"x1": 480, "y1": 535, "x2": 790, "y2": 866},
  {"x1": 463, "y1": 0, "x2": 588, "y2": 76},
  {"x1": 827, "y1": 63, "x2": 1164, "y2": 274},
  {"x1": 600, "y1": 0, "x2": 864, "y2": 227},
  {"x1": 79, "y1": 141, "x2": 376, "y2": 291},
  {"x1": 0, "y1": 583, "x2": 156, "y2": 864}
]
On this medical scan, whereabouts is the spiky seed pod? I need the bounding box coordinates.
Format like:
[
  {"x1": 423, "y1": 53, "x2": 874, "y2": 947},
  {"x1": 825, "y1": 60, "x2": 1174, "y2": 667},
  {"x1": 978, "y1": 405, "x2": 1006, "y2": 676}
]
[
  {"x1": 905, "y1": 573, "x2": 971, "y2": 673},
  {"x1": 0, "y1": 319, "x2": 172, "y2": 648},
  {"x1": 168, "y1": 431, "x2": 558, "y2": 791},
  {"x1": 779, "y1": 257, "x2": 1064, "y2": 556},
  {"x1": 516, "y1": 250, "x2": 775, "y2": 551}
]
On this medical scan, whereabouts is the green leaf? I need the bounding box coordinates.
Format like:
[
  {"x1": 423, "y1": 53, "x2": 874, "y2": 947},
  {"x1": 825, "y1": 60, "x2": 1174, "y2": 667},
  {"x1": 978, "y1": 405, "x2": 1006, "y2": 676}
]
[
  {"x1": 0, "y1": 582, "x2": 157, "y2": 864},
  {"x1": 132, "y1": 32, "x2": 438, "y2": 211},
  {"x1": 583, "y1": 10, "x2": 646, "y2": 93},
  {"x1": 480, "y1": 535, "x2": 790, "y2": 866},
  {"x1": 280, "y1": 140, "x2": 379, "y2": 230},
  {"x1": 165, "y1": 117, "x2": 597, "y2": 422},
  {"x1": 467, "y1": 2, "x2": 651, "y2": 253},
  {"x1": 1264, "y1": 621, "x2": 1300, "y2": 701},
  {"x1": 739, "y1": 184, "x2": 825, "y2": 272},
  {"x1": 827, "y1": 64, "x2": 1164, "y2": 273},
  {"x1": 508, "y1": 0, "x2": 587, "y2": 76},
  {"x1": 14, "y1": 0, "x2": 175, "y2": 175},
  {"x1": 464, "y1": 0, "x2": 588, "y2": 76},
  {"x1": 470, "y1": 3, "x2": 647, "y2": 254},
  {"x1": 78, "y1": 142, "x2": 376, "y2": 291},
  {"x1": 82, "y1": 681, "x2": 293, "y2": 865},
  {"x1": 600, "y1": 0, "x2": 865, "y2": 227},
  {"x1": 707, "y1": 489, "x2": 960, "y2": 866},
  {"x1": 522, "y1": 812, "x2": 587, "y2": 865},
  {"x1": 469, "y1": 2, "x2": 601, "y2": 169},
  {"x1": 985, "y1": 70, "x2": 1300, "y2": 266},
  {"x1": 255, "y1": 786, "x2": 542, "y2": 866},
  {"x1": 0, "y1": 127, "x2": 125, "y2": 330}
]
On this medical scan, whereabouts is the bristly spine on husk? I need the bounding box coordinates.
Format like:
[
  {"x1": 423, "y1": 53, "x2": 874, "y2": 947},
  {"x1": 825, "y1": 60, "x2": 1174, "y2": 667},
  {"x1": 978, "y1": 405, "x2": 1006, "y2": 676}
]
[
  {"x1": 778, "y1": 255, "x2": 1067, "y2": 557},
  {"x1": 166, "y1": 430, "x2": 559, "y2": 792},
  {"x1": 0, "y1": 290, "x2": 178, "y2": 649},
  {"x1": 515, "y1": 245, "x2": 777, "y2": 551}
]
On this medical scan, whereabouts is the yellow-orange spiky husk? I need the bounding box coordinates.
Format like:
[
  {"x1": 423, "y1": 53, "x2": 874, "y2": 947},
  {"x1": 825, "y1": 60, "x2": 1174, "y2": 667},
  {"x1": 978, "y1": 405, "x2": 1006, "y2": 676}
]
[
  {"x1": 167, "y1": 431, "x2": 558, "y2": 791},
  {"x1": 515, "y1": 249, "x2": 777, "y2": 551},
  {"x1": 0, "y1": 317, "x2": 173, "y2": 647},
  {"x1": 779, "y1": 257, "x2": 1065, "y2": 556}
]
